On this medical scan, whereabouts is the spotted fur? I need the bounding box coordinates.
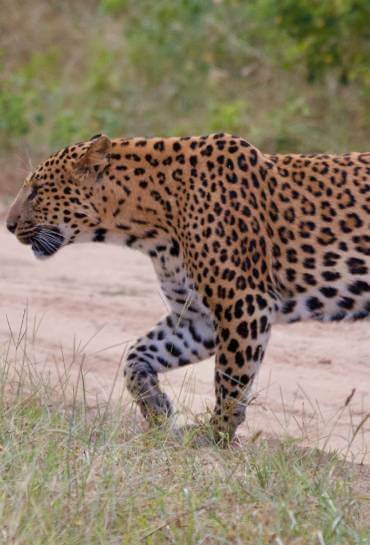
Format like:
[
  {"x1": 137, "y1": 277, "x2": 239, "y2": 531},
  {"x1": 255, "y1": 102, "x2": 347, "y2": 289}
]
[{"x1": 7, "y1": 133, "x2": 370, "y2": 441}]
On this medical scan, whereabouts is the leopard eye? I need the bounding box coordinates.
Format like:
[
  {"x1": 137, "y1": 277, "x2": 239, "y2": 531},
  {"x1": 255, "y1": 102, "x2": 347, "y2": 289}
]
[{"x1": 28, "y1": 185, "x2": 39, "y2": 201}]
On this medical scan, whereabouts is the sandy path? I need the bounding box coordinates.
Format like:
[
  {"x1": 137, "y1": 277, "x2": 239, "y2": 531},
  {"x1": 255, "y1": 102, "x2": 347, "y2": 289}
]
[{"x1": 0, "y1": 226, "x2": 369, "y2": 462}]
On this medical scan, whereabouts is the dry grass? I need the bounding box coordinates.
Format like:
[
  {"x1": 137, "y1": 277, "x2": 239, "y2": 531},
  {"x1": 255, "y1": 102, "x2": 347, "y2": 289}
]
[{"x1": 0, "y1": 318, "x2": 369, "y2": 545}]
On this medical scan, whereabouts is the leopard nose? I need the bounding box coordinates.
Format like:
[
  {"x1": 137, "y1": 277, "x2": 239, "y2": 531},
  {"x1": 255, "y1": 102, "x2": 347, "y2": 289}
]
[{"x1": 6, "y1": 221, "x2": 18, "y2": 234}]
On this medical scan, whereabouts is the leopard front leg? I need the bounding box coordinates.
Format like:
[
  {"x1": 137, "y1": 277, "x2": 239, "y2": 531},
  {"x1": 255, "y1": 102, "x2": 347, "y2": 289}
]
[
  {"x1": 210, "y1": 293, "x2": 273, "y2": 443},
  {"x1": 124, "y1": 312, "x2": 215, "y2": 424}
]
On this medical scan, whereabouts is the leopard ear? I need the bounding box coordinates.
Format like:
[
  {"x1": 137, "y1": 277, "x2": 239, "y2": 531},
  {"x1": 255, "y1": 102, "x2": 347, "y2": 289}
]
[{"x1": 75, "y1": 134, "x2": 112, "y2": 178}]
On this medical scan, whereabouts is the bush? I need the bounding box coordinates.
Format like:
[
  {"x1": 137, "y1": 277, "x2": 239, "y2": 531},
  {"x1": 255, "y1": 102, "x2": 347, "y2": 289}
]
[{"x1": 0, "y1": 0, "x2": 369, "y2": 155}]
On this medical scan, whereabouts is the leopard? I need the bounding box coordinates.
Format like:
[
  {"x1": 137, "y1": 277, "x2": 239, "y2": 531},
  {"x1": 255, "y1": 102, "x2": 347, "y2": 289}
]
[{"x1": 6, "y1": 133, "x2": 370, "y2": 443}]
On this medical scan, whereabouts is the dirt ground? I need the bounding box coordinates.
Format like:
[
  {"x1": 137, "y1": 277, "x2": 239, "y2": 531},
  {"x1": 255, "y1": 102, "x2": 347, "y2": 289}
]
[{"x1": 0, "y1": 214, "x2": 369, "y2": 463}]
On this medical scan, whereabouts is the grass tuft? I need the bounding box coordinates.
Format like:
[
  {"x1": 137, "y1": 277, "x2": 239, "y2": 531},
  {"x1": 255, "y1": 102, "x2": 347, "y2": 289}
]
[{"x1": 0, "y1": 339, "x2": 369, "y2": 545}]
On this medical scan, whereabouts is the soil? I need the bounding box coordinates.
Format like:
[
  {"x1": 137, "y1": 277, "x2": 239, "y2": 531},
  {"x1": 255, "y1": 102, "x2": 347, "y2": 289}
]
[{"x1": 0, "y1": 217, "x2": 369, "y2": 463}]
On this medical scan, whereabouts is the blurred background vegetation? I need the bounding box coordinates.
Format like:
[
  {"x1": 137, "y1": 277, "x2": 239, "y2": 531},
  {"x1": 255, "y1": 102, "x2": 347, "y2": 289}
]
[{"x1": 0, "y1": 0, "x2": 369, "y2": 193}]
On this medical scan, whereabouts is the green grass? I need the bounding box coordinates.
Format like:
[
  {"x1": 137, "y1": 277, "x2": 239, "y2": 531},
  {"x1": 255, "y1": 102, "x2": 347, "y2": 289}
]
[{"x1": 0, "y1": 347, "x2": 369, "y2": 544}]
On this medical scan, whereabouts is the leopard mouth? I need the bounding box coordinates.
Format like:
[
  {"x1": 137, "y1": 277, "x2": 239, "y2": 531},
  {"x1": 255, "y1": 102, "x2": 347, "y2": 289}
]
[
  {"x1": 29, "y1": 226, "x2": 65, "y2": 259},
  {"x1": 16, "y1": 227, "x2": 37, "y2": 246}
]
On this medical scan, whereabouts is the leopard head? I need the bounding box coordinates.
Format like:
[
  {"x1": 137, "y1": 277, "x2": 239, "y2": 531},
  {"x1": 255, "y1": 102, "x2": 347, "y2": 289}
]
[{"x1": 6, "y1": 135, "x2": 112, "y2": 259}]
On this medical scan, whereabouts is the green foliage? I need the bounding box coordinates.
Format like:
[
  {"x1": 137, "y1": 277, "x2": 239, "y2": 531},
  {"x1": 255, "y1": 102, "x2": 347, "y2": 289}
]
[
  {"x1": 257, "y1": 0, "x2": 370, "y2": 84},
  {"x1": 0, "y1": 0, "x2": 369, "y2": 155},
  {"x1": 208, "y1": 100, "x2": 247, "y2": 135},
  {"x1": 0, "y1": 85, "x2": 29, "y2": 138}
]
